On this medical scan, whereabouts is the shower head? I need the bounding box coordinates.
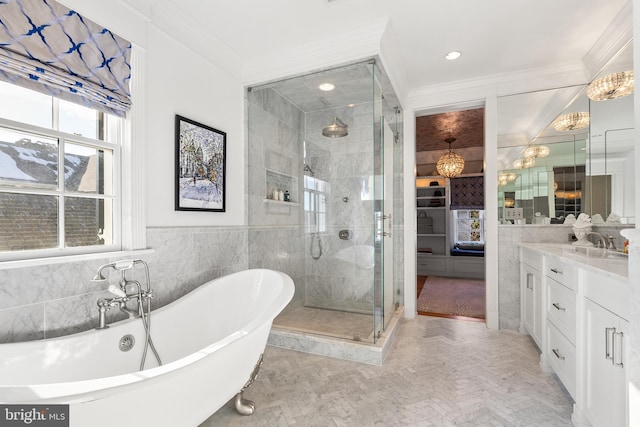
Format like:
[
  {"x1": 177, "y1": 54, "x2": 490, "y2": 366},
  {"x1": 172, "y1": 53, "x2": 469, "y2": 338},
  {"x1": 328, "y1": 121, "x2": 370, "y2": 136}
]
[
  {"x1": 322, "y1": 117, "x2": 348, "y2": 138},
  {"x1": 303, "y1": 163, "x2": 315, "y2": 177}
]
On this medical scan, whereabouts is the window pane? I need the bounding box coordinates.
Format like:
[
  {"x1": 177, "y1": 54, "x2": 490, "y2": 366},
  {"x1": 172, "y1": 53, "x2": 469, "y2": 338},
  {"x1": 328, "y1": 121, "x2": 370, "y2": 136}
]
[
  {"x1": 0, "y1": 193, "x2": 58, "y2": 251},
  {"x1": 0, "y1": 128, "x2": 58, "y2": 189},
  {"x1": 0, "y1": 81, "x2": 52, "y2": 128},
  {"x1": 64, "y1": 143, "x2": 113, "y2": 195},
  {"x1": 59, "y1": 99, "x2": 99, "y2": 139},
  {"x1": 64, "y1": 197, "x2": 112, "y2": 247}
]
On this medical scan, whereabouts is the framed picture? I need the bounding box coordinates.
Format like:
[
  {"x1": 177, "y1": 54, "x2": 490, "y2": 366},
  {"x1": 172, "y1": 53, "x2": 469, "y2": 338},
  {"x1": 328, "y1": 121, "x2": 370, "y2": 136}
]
[{"x1": 175, "y1": 115, "x2": 226, "y2": 212}]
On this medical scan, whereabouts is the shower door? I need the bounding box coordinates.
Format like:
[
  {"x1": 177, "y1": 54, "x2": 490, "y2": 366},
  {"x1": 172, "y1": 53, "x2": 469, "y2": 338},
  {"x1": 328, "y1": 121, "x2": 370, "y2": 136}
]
[{"x1": 372, "y1": 114, "x2": 395, "y2": 339}]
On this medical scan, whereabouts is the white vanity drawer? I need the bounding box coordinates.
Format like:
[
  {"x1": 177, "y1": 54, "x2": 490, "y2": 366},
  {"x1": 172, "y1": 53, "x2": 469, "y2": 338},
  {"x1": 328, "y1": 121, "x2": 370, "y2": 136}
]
[
  {"x1": 520, "y1": 247, "x2": 543, "y2": 271},
  {"x1": 546, "y1": 322, "x2": 576, "y2": 399},
  {"x1": 544, "y1": 255, "x2": 575, "y2": 290},
  {"x1": 546, "y1": 278, "x2": 576, "y2": 343}
]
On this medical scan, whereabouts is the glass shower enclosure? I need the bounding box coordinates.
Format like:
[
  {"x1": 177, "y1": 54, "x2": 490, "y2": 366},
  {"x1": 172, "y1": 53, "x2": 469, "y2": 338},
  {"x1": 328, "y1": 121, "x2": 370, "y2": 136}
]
[{"x1": 246, "y1": 59, "x2": 401, "y2": 343}]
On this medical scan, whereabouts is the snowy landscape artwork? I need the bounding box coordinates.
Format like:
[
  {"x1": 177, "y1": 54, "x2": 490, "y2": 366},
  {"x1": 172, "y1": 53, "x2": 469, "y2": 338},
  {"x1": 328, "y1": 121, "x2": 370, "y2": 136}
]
[{"x1": 175, "y1": 115, "x2": 226, "y2": 212}]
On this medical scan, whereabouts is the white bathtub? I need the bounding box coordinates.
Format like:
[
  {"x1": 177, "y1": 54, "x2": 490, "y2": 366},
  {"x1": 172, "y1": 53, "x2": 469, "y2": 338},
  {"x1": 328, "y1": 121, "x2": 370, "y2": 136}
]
[{"x1": 0, "y1": 269, "x2": 294, "y2": 427}]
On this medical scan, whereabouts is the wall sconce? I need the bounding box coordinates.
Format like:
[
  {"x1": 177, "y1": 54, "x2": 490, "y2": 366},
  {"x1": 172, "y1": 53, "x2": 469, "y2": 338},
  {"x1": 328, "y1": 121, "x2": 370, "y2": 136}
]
[
  {"x1": 551, "y1": 112, "x2": 590, "y2": 131},
  {"x1": 587, "y1": 71, "x2": 634, "y2": 101}
]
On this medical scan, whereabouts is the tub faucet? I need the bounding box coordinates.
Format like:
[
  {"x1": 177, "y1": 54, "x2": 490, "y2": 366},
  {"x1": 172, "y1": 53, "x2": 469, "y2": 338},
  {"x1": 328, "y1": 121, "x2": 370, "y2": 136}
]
[{"x1": 92, "y1": 260, "x2": 154, "y2": 328}]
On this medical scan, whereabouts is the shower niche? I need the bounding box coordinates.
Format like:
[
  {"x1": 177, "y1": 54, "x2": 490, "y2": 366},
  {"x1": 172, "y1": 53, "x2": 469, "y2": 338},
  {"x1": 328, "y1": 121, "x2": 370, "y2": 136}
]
[
  {"x1": 264, "y1": 169, "x2": 298, "y2": 204},
  {"x1": 247, "y1": 58, "x2": 403, "y2": 344}
]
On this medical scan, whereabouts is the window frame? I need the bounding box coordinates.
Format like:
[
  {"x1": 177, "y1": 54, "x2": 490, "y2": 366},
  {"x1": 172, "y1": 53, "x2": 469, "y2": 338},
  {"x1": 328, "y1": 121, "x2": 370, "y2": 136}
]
[
  {"x1": 0, "y1": 44, "x2": 146, "y2": 267},
  {"x1": 0, "y1": 113, "x2": 123, "y2": 261}
]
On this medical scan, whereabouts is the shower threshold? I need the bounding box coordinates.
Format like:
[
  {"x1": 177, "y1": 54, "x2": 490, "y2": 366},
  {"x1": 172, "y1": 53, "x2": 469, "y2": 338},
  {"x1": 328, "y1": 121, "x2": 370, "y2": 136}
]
[{"x1": 267, "y1": 306, "x2": 404, "y2": 366}]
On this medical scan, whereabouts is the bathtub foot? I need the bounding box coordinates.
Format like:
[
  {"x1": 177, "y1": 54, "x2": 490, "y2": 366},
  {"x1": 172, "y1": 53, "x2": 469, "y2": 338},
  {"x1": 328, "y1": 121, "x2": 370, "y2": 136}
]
[
  {"x1": 234, "y1": 392, "x2": 256, "y2": 415},
  {"x1": 234, "y1": 353, "x2": 264, "y2": 416}
]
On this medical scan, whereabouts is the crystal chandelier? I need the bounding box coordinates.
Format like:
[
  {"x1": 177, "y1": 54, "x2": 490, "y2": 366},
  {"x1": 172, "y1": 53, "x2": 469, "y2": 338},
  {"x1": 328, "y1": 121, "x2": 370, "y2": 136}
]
[
  {"x1": 551, "y1": 112, "x2": 590, "y2": 131},
  {"x1": 513, "y1": 157, "x2": 535, "y2": 169},
  {"x1": 587, "y1": 71, "x2": 634, "y2": 101},
  {"x1": 524, "y1": 145, "x2": 550, "y2": 159},
  {"x1": 436, "y1": 137, "x2": 465, "y2": 178}
]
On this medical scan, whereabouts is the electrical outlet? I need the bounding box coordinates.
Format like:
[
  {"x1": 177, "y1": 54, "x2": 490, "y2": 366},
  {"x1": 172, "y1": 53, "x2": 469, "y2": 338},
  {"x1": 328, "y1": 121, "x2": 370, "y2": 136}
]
[{"x1": 504, "y1": 208, "x2": 523, "y2": 220}]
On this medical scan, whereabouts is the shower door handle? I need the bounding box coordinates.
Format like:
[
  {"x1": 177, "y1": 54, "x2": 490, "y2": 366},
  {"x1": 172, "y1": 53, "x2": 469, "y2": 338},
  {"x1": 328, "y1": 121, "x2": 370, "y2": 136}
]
[{"x1": 375, "y1": 212, "x2": 391, "y2": 240}]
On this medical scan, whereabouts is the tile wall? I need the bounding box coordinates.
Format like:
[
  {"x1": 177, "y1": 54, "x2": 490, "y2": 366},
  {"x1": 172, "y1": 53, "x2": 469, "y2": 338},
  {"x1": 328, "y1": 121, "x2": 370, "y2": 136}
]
[{"x1": 0, "y1": 226, "x2": 249, "y2": 343}]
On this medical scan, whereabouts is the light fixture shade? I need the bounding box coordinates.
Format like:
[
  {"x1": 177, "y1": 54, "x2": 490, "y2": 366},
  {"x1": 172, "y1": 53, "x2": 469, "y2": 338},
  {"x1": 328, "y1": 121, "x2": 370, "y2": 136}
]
[
  {"x1": 587, "y1": 71, "x2": 634, "y2": 101},
  {"x1": 551, "y1": 112, "x2": 590, "y2": 131},
  {"x1": 513, "y1": 157, "x2": 535, "y2": 169},
  {"x1": 436, "y1": 151, "x2": 465, "y2": 178},
  {"x1": 524, "y1": 145, "x2": 550, "y2": 159}
]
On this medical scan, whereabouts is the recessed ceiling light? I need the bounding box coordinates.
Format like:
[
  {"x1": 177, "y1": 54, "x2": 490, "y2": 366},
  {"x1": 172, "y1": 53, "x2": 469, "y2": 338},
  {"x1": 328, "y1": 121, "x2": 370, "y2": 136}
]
[
  {"x1": 319, "y1": 83, "x2": 335, "y2": 91},
  {"x1": 347, "y1": 103, "x2": 355, "y2": 108},
  {"x1": 445, "y1": 51, "x2": 462, "y2": 61}
]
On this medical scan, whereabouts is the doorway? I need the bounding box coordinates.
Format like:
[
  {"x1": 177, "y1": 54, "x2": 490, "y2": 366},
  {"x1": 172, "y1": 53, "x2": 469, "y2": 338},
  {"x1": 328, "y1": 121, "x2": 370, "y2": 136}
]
[{"x1": 414, "y1": 108, "x2": 486, "y2": 321}]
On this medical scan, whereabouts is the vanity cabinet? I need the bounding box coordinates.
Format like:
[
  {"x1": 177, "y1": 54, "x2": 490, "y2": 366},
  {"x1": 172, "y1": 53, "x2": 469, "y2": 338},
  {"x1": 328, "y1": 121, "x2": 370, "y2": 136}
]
[
  {"x1": 543, "y1": 255, "x2": 577, "y2": 399},
  {"x1": 519, "y1": 247, "x2": 543, "y2": 348},
  {"x1": 580, "y1": 272, "x2": 629, "y2": 427},
  {"x1": 518, "y1": 244, "x2": 629, "y2": 427}
]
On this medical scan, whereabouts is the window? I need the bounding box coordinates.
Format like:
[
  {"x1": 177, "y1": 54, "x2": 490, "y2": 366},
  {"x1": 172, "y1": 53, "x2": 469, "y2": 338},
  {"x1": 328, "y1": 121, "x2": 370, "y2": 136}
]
[
  {"x1": 304, "y1": 175, "x2": 328, "y2": 233},
  {"x1": 0, "y1": 81, "x2": 122, "y2": 258},
  {"x1": 452, "y1": 209, "x2": 485, "y2": 243}
]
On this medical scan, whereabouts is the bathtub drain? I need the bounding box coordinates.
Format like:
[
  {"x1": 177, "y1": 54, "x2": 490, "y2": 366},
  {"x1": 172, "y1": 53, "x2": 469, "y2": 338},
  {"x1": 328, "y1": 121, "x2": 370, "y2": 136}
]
[{"x1": 119, "y1": 334, "x2": 135, "y2": 352}]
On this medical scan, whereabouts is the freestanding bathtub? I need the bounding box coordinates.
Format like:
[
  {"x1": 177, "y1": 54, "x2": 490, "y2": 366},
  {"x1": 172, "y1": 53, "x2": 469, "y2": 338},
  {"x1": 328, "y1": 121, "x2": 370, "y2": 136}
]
[{"x1": 0, "y1": 268, "x2": 294, "y2": 427}]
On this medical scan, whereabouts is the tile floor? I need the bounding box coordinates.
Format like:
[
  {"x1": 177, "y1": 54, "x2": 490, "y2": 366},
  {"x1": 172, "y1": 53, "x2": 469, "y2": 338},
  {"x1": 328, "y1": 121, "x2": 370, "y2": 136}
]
[{"x1": 201, "y1": 315, "x2": 573, "y2": 426}]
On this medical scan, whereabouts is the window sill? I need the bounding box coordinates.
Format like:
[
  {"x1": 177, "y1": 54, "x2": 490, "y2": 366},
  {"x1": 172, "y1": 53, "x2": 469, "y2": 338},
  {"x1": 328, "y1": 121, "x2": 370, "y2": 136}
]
[{"x1": 0, "y1": 248, "x2": 156, "y2": 271}]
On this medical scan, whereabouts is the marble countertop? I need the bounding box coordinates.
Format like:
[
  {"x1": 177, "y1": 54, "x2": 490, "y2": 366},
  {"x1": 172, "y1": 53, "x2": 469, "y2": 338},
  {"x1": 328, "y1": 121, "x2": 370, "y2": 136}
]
[{"x1": 518, "y1": 242, "x2": 628, "y2": 281}]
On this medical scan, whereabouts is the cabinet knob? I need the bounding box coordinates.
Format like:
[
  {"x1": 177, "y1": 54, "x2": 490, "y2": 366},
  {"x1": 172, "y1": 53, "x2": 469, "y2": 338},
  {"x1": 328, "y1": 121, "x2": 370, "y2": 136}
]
[{"x1": 550, "y1": 268, "x2": 563, "y2": 275}]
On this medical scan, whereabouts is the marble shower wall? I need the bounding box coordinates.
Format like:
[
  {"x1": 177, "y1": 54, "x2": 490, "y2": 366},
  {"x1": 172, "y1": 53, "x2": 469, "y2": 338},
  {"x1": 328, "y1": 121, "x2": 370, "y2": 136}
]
[
  {"x1": 498, "y1": 223, "x2": 630, "y2": 330},
  {"x1": 304, "y1": 104, "x2": 378, "y2": 312},
  {"x1": 246, "y1": 87, "x2": 306, "y2": 301},
  {"x1": 0, "y1": 226, "x2": 248, "y2": 343}
]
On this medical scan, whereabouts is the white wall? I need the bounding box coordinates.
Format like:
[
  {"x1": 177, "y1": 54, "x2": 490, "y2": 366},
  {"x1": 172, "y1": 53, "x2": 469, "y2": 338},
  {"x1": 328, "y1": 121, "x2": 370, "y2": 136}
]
[
  {"x1": 59, "y1": 0, "x2": 246, "y2": 228},
  {"x1": 144, "y1": 25, "x2": 245, "y2": 227}
]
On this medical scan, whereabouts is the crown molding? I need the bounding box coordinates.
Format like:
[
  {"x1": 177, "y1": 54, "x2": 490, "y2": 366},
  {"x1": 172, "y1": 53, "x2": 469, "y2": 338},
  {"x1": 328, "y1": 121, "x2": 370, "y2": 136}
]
[
  {"x1": 406, "y1": 60, "x2": 589, "y2": 113},
  {"x1": 582, "y1": 0, "x2": 633, "y2": 79},
  {"x1": 241, "y1": 18, "x2": 388, "y2": 87},
  {"x1": 149, "y1": 2, "x2": 242, "y2": 79}
]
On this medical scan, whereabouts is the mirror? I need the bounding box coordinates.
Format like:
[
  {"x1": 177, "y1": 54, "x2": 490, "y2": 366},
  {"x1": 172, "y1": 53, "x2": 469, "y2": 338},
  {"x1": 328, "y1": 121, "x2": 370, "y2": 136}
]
[{"x1": 497, "y1": 41, "x2": 634, "y2": 225}]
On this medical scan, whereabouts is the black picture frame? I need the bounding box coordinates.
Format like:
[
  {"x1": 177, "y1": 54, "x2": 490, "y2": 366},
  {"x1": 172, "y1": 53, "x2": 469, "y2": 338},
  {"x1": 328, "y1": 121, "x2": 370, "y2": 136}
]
[{"x1": 175, "y1": 115, "x2": 226, "y2": 212}]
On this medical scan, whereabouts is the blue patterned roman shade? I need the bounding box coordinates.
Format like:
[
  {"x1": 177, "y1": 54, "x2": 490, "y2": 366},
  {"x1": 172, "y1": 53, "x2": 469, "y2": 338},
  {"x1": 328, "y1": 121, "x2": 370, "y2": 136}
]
[
  {"x1": 0, "y1": 0, "x2": 131, "y2": 116},
  {"x1": 450, "y1": 176, "x2": 484, "y2": 210}
]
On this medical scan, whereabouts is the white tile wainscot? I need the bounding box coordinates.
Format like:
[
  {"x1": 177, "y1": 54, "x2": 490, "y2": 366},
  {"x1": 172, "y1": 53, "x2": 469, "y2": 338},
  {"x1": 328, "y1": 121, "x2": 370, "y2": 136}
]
[{"x1": 518, "y1": 242, "x2": 629, "y2": 427}]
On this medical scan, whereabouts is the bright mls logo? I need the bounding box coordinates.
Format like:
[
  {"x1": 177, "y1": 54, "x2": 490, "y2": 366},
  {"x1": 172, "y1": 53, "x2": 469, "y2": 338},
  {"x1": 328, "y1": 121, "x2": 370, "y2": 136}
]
[{"x1": 0, "y1": 405, "x2": 69, "y2": 426}]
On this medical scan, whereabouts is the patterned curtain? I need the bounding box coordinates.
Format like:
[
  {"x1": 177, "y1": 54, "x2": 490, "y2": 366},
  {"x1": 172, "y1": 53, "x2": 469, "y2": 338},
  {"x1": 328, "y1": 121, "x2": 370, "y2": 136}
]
[
  {"x1": 0, "y1": 0, "x2": 131, "y2": 116},
  {"x1": 450, "y1": 176, "x2": 484, "y2": 210}
]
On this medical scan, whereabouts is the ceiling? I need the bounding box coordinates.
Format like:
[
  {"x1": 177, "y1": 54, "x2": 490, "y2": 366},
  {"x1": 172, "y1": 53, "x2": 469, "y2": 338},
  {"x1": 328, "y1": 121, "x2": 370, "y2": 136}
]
[
  {"x1": 131, "y1": 0, "x2": 631, "y2": 177},
  {"x1": 138, "y1": 0, "x2": 629, "y2": 91}
]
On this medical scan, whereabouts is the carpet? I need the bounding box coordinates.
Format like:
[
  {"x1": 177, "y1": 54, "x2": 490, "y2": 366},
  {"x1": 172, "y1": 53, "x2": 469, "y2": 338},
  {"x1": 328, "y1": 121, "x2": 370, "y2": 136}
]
[{"x1": 417, "y1": 276, "x2": 485, "y2": 319}]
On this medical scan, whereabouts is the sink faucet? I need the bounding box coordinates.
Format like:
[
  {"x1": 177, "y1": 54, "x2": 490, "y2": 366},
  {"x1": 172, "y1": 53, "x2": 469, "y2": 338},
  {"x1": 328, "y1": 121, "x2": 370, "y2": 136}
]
[{"x1": 587, "y1": 232, "x2": 609, "y2": 249}]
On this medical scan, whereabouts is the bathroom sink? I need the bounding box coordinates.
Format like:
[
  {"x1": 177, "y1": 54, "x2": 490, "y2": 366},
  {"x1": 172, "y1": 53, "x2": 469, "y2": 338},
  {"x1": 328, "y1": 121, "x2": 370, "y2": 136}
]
[{"x1": 562, "y1": 245, "x2": 628, "y2": 259}]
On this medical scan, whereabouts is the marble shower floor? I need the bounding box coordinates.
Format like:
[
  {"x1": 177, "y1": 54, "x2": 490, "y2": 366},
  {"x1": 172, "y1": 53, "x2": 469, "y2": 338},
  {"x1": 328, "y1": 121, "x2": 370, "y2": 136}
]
[
  {"x1": 201, "y1": 316, "x2": 574, "y2": 426},
  {"x1": 272, "y1": 302, "x2": 376, "y2": 342}
]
